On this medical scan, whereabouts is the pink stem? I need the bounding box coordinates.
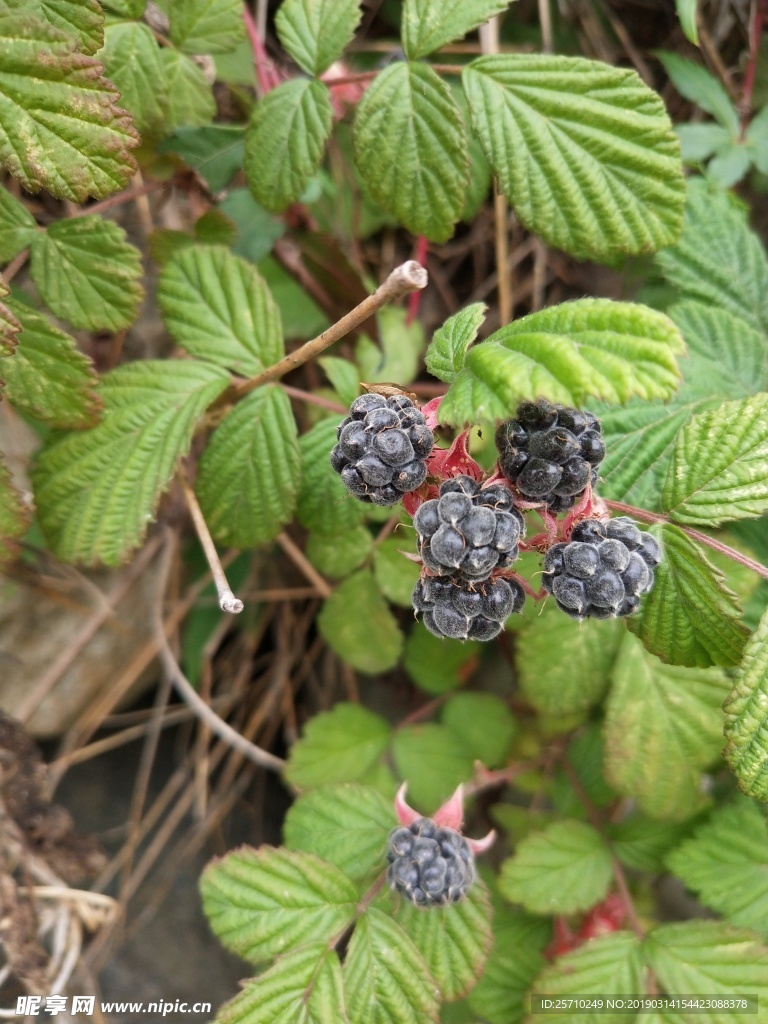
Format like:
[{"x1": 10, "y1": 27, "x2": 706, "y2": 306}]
[
  {"x1": 243, "y1": 3, "x2": 279, "y2": 95},
  {"x1": 740, "y1": 0, "x2": 767, "y2": 137},
  {"x1": 406, "y1": 237, "x2": 429, "y2": 325}
]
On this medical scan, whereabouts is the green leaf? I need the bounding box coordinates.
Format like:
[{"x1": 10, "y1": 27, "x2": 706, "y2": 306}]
[
  {"x1": 98, "y1": 22, "x2": 167, "y2": 139},
  {"x1": 528, "y1": 932, "x2": 645, "y2": 1024},
  {"x1": 343, "y1": 908, "x2": 440, "y2": 1024},
  {"x1": 2, "y1": 0, "x2": 105, "y2": 55},
  {"x1": 0, "y1": 283, "x2": 20, "y2": 356},
  {"x1": 676, "y1": 121, "x2": 731, "y2": 162},
  {"x1": 276, "y1": 0, "x2": 361, "y2": 77},
  {"x1": 196, "y1": 387, "x2": 300, "y2": 549},
  {"x1": 160, "y1": 48, "x2": 216, "y2": 131},
  {"x1": 159, "y1": 124, "x2": 246, "y2": 193},
  {"x1": 391, "y1": 880, "x2": 493, "y2": 1002},
  {"x1": 169, "y1": 0, "x2": 244, "y2": 55},
  {"x1": 245, "y1": 79, "x2": 333, "y2": 213},
  {"x1": 746, "y1": 105, "x2": 768, "y2": 174},
  {"x1": 159, "y1": 245, "x2": 283, "y2": 376},
  {"x1": 354, "y1": 62, "x2": 469, "y2": 243},
  {"x1": 663, "y1": 394, "x2": 768, "y2": 526},
  {"x1": 216, "y1": 943, "x2": 348, "y2": 1024},
  {"x1": 306, "y1": 524, "x2": 372, "y2": 579},
  {"x1": 516, "y1": 602, "x2": 623, "y2": 717},
  {"x1": 724, "y1": 605, "x2": 768, "y2": 801},
  {"x1": 373, "y1": 534, "x2": 420, "y2": 608},
  {"x1": 356, "y1": 306, "x2": 425, "y2": 388},
  {"x1": 318, "y1": 356, "x2": 360, "y2": 408},
  {"x1": 318, "y1": 570, "x2": 403, "y2": 674},
  {"x1": 655, "y1": 178, "x2": 768, "y2": 335},
  {"x1": 644, "y1": 921, "x2": 768, "y2": 1014},
  {"x1": 402, "y1": 0, "x2": 510, "y2": 61},
  {"x1": 708, "y1": 141, "x2": 752, "y2": 188},
  {"x1": 627, "y1": 524, "x2": 749, "y2": 668},
  {"x1": 200, "y1": 846, "x2": 358, "y2": 965},
  {"x1": 426, "y1": 304, "x2": 487, "y2": 385},
  {"x1": 0, "y1": 453, "x2": 28, "y2": 568},
  {"x1": 403, "y1": 624, "x2": 481, "y2": 696},
  {"x1": 607, "y1": 814, "x2": 695, "y2": 873},
  {"x1": 0, "y1": 185, "x2": 37, "y2": 261},
  {"x1": 284, "y1": 703, "x2": 391, "y2": 790},
  {"x1": 0, "y1": 299, "x2": 100, "y2": 428},
  {"x1": 283, "y1": 783, "x2": 393, "y2": 883},
  {"x1": 439, "y1": 299, "x2": 684, "y2": 427},
  {"x1": 0, "y1": 16, "x2": 138, "y2": 201},
  {"x1": 603, "y1": 632, "x2": 730, "y2": 820},
  {"x1": 221, "y1": 189, "x2": 285, "y2": 262},
  {"x1": 32, "y1": 360, "x2": 228, "y2": 566},
  {"x1": 665, "y1": 800, "x2": 768, "y2": 939},
  {"x1": 499, "y1": 821, "x2": 612, "y2": 915},
  {"x1": 657, "y1": 51, "x2": 738, "y2": 133},
  {"x1": 676, "y1": 0, "x2": 699, "y2": 45},
  {"x1": 463, "y1": 55, "x2": 685, "y2": 261},
  {"x1": 441, "y1": 693, "x2": 516, "y2": 768},
  {"x1": 392, "y1": 723, "x2": 475, "y2": 813},
  {"x1": 468, "y1": 910, "x2": 549, "y2": 1024},
  {"x1": 101, "y1": 0, "x2": 145, "y2": 16},
  {"x1": 30, "y1": 215, "x2": 143, "y2": 332},
  {"x1": 296, "y1": 418, "x2": 366, "y2": 534}
]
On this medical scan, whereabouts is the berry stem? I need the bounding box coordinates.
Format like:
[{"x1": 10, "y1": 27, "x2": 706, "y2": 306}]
[
  {"x1": 604, "y1": 501, "x2": 768, "y2": 581},
  {"x1": 180, "y1": 470, "x2": 244, "y2": 614}
]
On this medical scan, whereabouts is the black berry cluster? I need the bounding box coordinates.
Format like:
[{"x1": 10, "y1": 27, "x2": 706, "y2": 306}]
[
  {"x1": 387, "y1": 817, "x2": 474, "y2": 905},
  {"x1": 495, "y1": 399, "x2": 605, "y2": 511},
  {"x1": 413, "y1": 573, "x2": 525, "y2": 641},
  {"x1": 330, "y1": 393, "x2": 434, "y2": 506},
  {"x1": 542, "y1": 517, "x2": 661, "y2": 620}
]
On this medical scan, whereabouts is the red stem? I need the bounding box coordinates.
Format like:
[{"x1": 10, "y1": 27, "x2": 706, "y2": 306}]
[
  {"x1": 740, "y1": 0, "x2": 767, "y2": 138},
  {"x1": 243, "y1": 2, "x2": 280, "y2": 95}
]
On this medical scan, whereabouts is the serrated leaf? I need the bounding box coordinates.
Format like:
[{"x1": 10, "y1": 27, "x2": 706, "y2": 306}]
[
  {"x1": 283, "y1": 783, "x2": 393, "y2": 883},
  {"x1": 644, "y1": 921, "x2": 768, "y2": 1016},
  {"x1": 724, "y1": 605, "x2": 768, "y2": 801},
  {"x1": 0, "y1": 16, "x2": 138, "y2": 201},
  {"x1": 160, "y1": 124, "x2": 246, "y2": 193},
  {"x1": 603, "y1": 632, "x2": 730, "y2": 820},
  {"x1": 159, "y1": 245, "x2": 283, "y2": 375},
  {"x1": 676, "y1": 121, "x2": 731, "y2": 162},
  {"x1": 627, "y1": 524, "x2": 748, "y2": 668},
  {"x1": 392, "y1": 880, "x2": 493, "y2": 1002},
  {"x1": 343, "y1": 908, "x2": 440, "y2": 1024},
  {"x1": 160, "y1": 48, "x2": 216, "y2": 131},
  {"x1": 200, "y1": 846, "x2": 358, "y2": 965},
  {"x1": 468, "y1": 910, "x2": 549, "y2": 1024},
  {"x1": 516, "y1": 602, "x2": 623, "y2": 717},
  {"x1": 306, "y1": 524, "x2": 372, "y2": 579},
  {"x1": 402, "y1": 0, "x2": 510, "y2": 61},
  {"x1": 354, "y1": 62, "x2": 469, "y2": 243},
  {"x1": 442, "y1": 693, "x2": 516, "y2": 768},
  {"x1": 499, "y1": 821, "x2": 612, "y2": 915},
  {"x1": 525, "y1": 932, "x2": 644, "y2": 1024},
  {"x1": 656, "y1": 178, "x2": 768, "y2": 334},
  {"x1": 285, "y1": 702, "x2": 391, "y2": 790},
  {"x1": 98, "y1": 21, "x2": 167, "y2": 139},
  {"x1": 2, "y1": 0, "x2": 104, "y2": 55},
  {"x1": 275, "y1": 0, "x2": 361, "y2": 77},
  {"x1": 101, "y1": 0, "x2": 145, "y2": 16},
  {"x1": 403, "y1": 624, "x2": 480, "y2": 696},
  {"x1": 0, "y1": 453, "x2": 28, "y2": 567},
  {"x1": 463, "y1": 55, "x2": 685, "y2": 261},
  {"x1": 665, "y1": 800, "x2": 768, "y2": 939},
  {"x1": 245, "y1": 79, "x2": 332, "y2": 214},
  {"x1": 708, "y1": 141, "x2": 752, "y2": 188},
  {"x1": 169, "y1": 0, "x2": 244, "y2": 54},
  {"x1": 196, "y1": 386, "x2": 300, "y2": 549},
  {"x1": 0, "y1": 284, "x2": 20, "y2": 356},
  {"x1": 607, "y1": 814, "x2": 695, "y2": 874},
  {"x1": 657, "y1": 51, "x2": 737, "y2": 133},
  {"x1": 216, "y1": 943, "x2": 348, "y2": 1024},
  {"x1": 676, "y1": 0, "x2": 699, "y2": 45},
  {"x1": 392, "y1": 723, "x2": 475, "y2": 813},
  {"x1": 356, "y1": 306, "x2": 425, "y2": 388},
  {"x1": 0, "y1": 299, "x2": 100, "y2": 428},
  {"x1": 0, "y1": 185, "x2": 37, "y2": 261},
  {"x1": 439, "y1": 299, "x2": 684, "y2": 427},
  {"x1": 426, "y1": 304, "x2": 487, "y2": 385},
  {"x1": 32, "y1": 360, "x2": 228, "y2": 565},
  {"x1": 296, "y1": 418, "x2": 366, "y2": 533},
  {"x1": 318, "y1": 357, "x2": 359, "y2": 408},
  {"x1": 30, "y1": 215, "x2": 142, "y2": 332},
  {"x1": 318, "y1": 570, "x2": 403, "y2": 674},
  {"x1": 373, "y1": 534, "x2": 420, "y2": 608},
  {"x1": 663, "y1": 394, "x2": 768, "y2": 526}
]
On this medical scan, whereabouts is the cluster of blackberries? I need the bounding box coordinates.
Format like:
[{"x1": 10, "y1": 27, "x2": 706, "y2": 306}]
[
  {"x1": 413, "y1": 573, "x2": 524, "y2": 642},
  {"x1": 330, "y1": 393, "x2": 434, "y2": 506},
  {"x1": 542, "y1": 517, "x2": 661, "y2": 620},
  {"x1": 387, "y1": 817, "x2": 474, "y2": 905},
  {"x1": 495, "y1": 399, "x2": 605, "y2": 512}
]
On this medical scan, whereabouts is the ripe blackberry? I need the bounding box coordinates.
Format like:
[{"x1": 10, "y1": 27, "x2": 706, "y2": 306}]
[
  {"x1": 413, "y1": 478, "x2": 524, "y2": 581},
  {"x1": 330, "y1": 394, "x2": 435, "y2": 506},
  {"x1": 495, "y1": 399, "x2": 604, "y2": 511},
  {"x1": 542, "y1": 517, "x2": 661, "y2": 620},
  {"x1": 413, "y1": 574, "x2": 525, "y2": 641},
  {"x1": 387, "y1": 817, "x2": 474, "y2": 905}
]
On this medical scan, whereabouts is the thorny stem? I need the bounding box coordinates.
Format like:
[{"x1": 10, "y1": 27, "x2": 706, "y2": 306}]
[
  {"x1": 180, "y1": 470, "x2": 244, "y2": 613},
  {"x1": 604, "y1": 500, "x2": 768, "y2": 581}
]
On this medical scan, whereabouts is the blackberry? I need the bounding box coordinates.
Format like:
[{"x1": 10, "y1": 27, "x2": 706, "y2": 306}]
[
  {"x1": 387, "y1": 817, "x2": 474, "y2": 905},
  {"x1": 495, "y1": 399, "x2": 604, "y2": 511},
  {"x1": 542, "y1": 517, "x2": 660, "y2": 619},
  {"x1": 413, "y1": 479, "x2": 524, "y2": 581},
  {"x1": 413, "y1": 574, "x2": 525, "y2": 641},
  {"x1": 330, "y1": 394, "x2": 434, "y2": 506}
]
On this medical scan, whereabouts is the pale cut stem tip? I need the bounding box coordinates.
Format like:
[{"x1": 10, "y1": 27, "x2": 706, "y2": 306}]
[
  {"x1": 219, "y1": 591, "x2": 244, "y2": 615},
  {"x1": 392, "y1": 260, "x2": 428, "y2": 290}
]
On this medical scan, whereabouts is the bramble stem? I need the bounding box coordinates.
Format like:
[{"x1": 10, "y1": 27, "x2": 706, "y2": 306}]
[{"x1": 180, "y1": 471, "x2": 244, "y2": 613}]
